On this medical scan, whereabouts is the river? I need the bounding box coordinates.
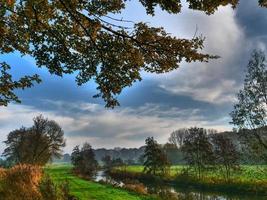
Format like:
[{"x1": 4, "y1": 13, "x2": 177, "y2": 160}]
[{"x1": 93, "y1": 170, "x2": 267, "y2": 200}]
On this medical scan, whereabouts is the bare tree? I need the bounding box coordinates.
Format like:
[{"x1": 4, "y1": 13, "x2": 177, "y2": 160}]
[{"x1": 168, "y1": 128, "x2": 188, "y2": 148}]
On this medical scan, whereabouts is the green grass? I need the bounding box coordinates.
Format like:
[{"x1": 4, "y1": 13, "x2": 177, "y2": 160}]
[{"x1": 45, "y1": 164, "x2": 156, "y2": 200}]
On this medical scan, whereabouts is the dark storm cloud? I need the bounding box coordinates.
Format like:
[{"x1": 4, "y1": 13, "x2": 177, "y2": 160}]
[{"x1": 236, "y1": 0, "x2": 267, "y2": 38}]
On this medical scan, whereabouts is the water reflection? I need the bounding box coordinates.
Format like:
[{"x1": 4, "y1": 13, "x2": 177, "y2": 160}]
[
  {"x1": 148, "y1": 184, "x2": 267, "y2": 200},
  {"x1": 93, "y1": 171, "x2": 266, "y2": 200},
  {"x1": 94, "y1": 170, "x2": 124, "y2": 187}
]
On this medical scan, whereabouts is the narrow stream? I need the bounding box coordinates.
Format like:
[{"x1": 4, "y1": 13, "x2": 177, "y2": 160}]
[{"x1": 93, "y1": 170, "x2": 266, "y2": 200}]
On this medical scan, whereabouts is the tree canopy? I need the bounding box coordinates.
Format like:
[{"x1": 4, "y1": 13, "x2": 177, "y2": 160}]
[
  {"x1": 143, "y1": 137, "x2": 169, "y2": 176},
  {"x1": 2, "y1": 0, "x2": 261, "y2": 107},
  {"x1": 211, "y1": 133, "x2": 240, "y2": 181},
  {"x1": 2, "y1": 115, "x2": 65, "y2": 166},
  {"x1": 181, "y1": 127, "x2": 214, "y2": 178},
  {"x1": 71, "y1": 143, "x2": 98, "y2": 177},
  {"x1": 1, "y1": 0, "x2": 266, "y2": 107},
  {"x1": 230, "y1": 50, "x2": 267, "y2": 152}
]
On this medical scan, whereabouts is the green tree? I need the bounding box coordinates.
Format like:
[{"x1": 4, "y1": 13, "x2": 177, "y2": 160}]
[
  {"x1": 111, "y1": 158, "x2": 124, "y2": 167},
  {"x1": 71, "y1": 145, "x2": 81, "y2": 166},
  {"x1": 101, "y1": 155, "x2": 112, "y2": 170},
  {"x1": 211, "y1": 133, "x2": 240, "y2": 181},
  {"x1": 163, "y1": 143, "x2": 184, "y2": 165},
  {"x1": 0, "y1": 62, "x2": 41, "y2": 106},
  {"x1": 181, "y1": 127, "x2": 214, "y2": 179},
  {"x1": 71, "y1": 143, "x2": 98, "y2": 177},
  {"x1": 143, "y1": 137, "x2": 170, "y2": 176},
  {"x1": 2, "y1": 115, "x2": 65, "y2": 166},
  {"x1": 230, "y1": 50, "x2": 267, "y2": 160}
]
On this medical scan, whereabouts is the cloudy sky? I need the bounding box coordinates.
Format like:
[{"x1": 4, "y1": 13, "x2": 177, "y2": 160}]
[{"x1": 0, "y1": 0, "x2": 267, "y2": 153}]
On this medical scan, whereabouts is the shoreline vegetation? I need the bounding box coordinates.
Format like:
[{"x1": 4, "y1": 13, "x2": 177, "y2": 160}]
[
  {"x1": 45, "y1": 164, "x2": 157, "y2": 200},
  {"x1": 1, "y1": 163, "x2": 267, "y2": 199},
  {"x1": 109, "y1": 165, "x2": 267, "y2": 197}
]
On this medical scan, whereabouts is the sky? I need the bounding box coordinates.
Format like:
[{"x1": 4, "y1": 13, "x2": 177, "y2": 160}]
[{"x1": 0, "y1": 0, "x2": 267, "y2": 154}]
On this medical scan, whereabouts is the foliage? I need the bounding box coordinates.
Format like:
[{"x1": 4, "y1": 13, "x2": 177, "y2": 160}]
[
  {"x1": 115, "y1": 165, "x2": 267, "y2": 181},
  {"x1": 143, "y1": 137, "x2": 170, "y2": 176},
  {"x1": 102, "y1": 155, "x2": 125, "y2": 170},
  {"x1": 1, "y1": 1, "x2": 267, "y2": 107},
  {"x1": 101, "y1": 155, "x2": 112, "y2": 169},
  {"x1": 0, "y1": 158, "x2": 12, "y2": 168},
  {"x1": 94, "y1": 147, "x2": 145, "y2": 164},
  {"x1": 126, "y1": 159, "x2": 136, "y2": 165},
  {"x1": 163, "y1": 143, "x2": 184, "y2": 165},
  {"x1": 0, "y1": 164, "x2": 43, "y2": 200},
  {"x1": 71, "y1": 143, "x2": 98, "y2": 177},
  {"x1": 238, "y1": 128, "x2": 267, "y2": 163},
  {"x1": 0, "y1": 62, "x2": 41, "y2": 106},
  {"x1": 186, "y1": 0, "x2": 238, "y2": 14},
  {"x1": 230, "y1": 50, "x2": 267, "y2": 158},
  {"x1": 211, "y1": 133, "x2": 240, "y2": 181},
  {"x1": 0, "y1": 0, "x2": 230, "y2": 108},
  {"x1": 2, "y1": 115, "x2": 66, "y2": 166},
  {"x1": 138, "y1": 154, "x2": 145, "y2": 165},
  {"x1": 112, "y1": 158, "x2": 125, "y2": 167},
  {"x1": 113, "y1": 165, "x2": 267, "y2": 195},
  {"x1": 0, "y1": 164, "x2": 78, "y2": 200},
  {"x1": 39, "y1": 175, "x2": 76, "y2": 200},
  {"x1": 181, "y1": 127, "x2": 215, "y2": 179}
]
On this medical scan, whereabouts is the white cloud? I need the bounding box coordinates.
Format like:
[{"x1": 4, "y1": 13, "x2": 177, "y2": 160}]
[
  {"x1": 150, "y1": 6, "x2": 246, "y2": 105},
  {"x1": 0, "y1": 102, "x2": 232, "y2": 154}
]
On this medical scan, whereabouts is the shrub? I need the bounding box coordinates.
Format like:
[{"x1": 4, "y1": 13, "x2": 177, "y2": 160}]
[
  {"x1": 0, "y1": 165, "x2": 78, "y2": 200},
  {"x1": 0, "y1": 164, "x2": 43, "y2": 200},
  {"x1": 39, "y1": 175, "x2": 77, "y2": 200},
  {"x1": 124, "y1": 183, "x2": 148, "y2": 195}
]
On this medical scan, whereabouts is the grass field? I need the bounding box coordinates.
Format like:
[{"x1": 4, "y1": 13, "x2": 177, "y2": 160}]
[{"x1": 45, "y1": 164, "x2": 156, "y2": 200}]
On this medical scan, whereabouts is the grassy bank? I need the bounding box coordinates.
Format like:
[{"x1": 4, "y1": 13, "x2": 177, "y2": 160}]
[
  {"x1": 111, "y1": 165, "x2": 267, "y2": 196},
  {"x1": 120, "y1": 165, "x2": 267, "y2": 180},
  {"x1": 45, "y1": 164, "x2": 156, "y2": 200}
]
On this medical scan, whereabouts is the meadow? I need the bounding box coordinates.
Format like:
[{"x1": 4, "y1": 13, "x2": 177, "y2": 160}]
[{"x1": 45, "y1": 164, "x2": 157, "y2": 200}]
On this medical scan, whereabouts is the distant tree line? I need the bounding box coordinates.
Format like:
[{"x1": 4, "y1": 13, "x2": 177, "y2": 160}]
[
  {"x1": 101, "y1": 155, "x2": 125, "y2": 171},
  {"x1": 141, "y1": 128, "x2": 240, "y2": 181}
]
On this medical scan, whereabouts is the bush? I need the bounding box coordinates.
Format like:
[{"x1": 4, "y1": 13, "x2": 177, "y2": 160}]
[
  {"x1": 39, "y1": 175, "x2": 77, "y2": 200},
  {"x1": 124, "y1": 183, "x2": 148, "y2": 195},
  {"x1": 0, "y1": 164, "x2": 43, "y2": 200},
  {"x1": 0, "y1": 164, "x2": 77, "y2": 200}
]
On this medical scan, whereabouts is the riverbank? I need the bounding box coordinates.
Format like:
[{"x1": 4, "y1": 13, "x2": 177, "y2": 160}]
[
  {"x1": 110, "y1": 165, "x2": 267, "y2": 196},
  {"x1": 45, "y1": 164, "x2": 157, "y2": 200}
]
